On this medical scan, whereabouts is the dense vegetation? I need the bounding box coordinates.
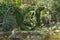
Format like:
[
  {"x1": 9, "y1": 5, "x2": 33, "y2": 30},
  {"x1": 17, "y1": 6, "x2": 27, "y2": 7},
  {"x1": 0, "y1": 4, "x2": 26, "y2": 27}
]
[
  {"x1": 0, "y1": 0, "x2": 60, "y2": 40},
  {"x1": 0, "y1": 0, "x2": 60, "y2": 34}
]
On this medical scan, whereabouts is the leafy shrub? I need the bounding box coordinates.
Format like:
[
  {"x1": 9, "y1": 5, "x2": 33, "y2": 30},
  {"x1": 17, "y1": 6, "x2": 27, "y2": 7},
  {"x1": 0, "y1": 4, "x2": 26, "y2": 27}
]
[{"x1": 0, "y1": 2, "x2": 17, "y2": 31}]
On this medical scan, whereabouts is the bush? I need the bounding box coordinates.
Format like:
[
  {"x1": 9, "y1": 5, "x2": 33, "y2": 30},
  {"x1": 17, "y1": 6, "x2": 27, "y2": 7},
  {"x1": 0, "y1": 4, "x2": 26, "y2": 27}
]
[{"x1": 0, "y1": 2, "x2": 17, "y2": 31}]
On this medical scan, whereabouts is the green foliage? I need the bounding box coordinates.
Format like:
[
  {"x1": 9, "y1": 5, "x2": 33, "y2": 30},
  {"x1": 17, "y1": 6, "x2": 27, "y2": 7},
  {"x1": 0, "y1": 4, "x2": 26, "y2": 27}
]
[
  {"x1": 0, "y1": 0, "x2": 60, "y2": 34},
  {"x1": 14, "y1": 0, "x2": 60, "y2": 31},
  {"x1": 15, "y1": 0, "x2": 21, "y2": 6},
  {"x1": 0, "y1": 2, "x2": 17, "y2": 31},
  {"x1": 19, "y1": 5, "x2": 36, "y2": 30}
]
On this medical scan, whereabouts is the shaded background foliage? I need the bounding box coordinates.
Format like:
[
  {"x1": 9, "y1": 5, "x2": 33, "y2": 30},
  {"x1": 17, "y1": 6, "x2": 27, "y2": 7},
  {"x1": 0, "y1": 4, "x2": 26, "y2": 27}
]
[
  {"x1": 0, "y1": 2, "x2": 17, "y2": 31},
  {"x1": 0, "y1": 0, "x2": 60, "y2": 31}
]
